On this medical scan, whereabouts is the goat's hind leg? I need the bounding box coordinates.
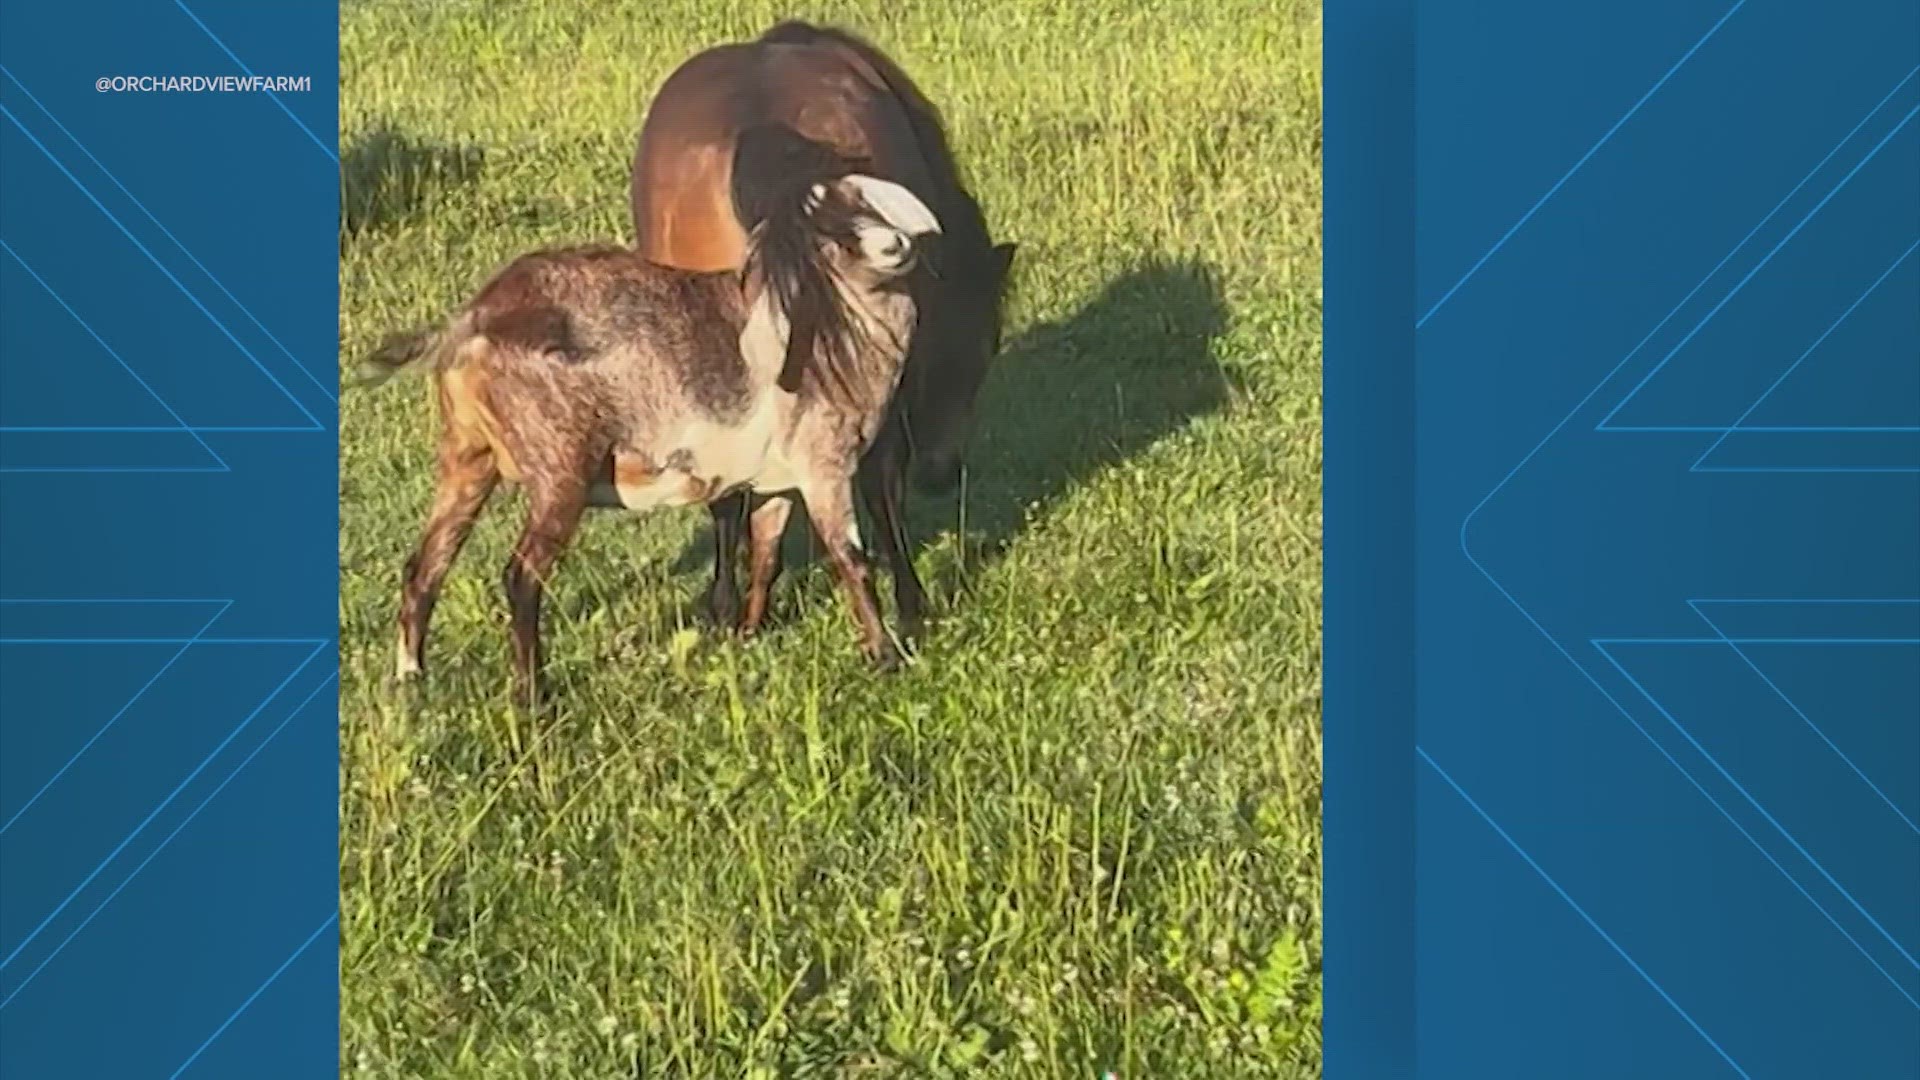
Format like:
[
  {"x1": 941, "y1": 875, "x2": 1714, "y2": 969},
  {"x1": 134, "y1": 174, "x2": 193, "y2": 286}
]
[
  {"x1": 502, "y1": 476, "x2": 587, "y2": 708},
  {"x1": 397, "y1": 434, "x2": 498, "y2": 681}
]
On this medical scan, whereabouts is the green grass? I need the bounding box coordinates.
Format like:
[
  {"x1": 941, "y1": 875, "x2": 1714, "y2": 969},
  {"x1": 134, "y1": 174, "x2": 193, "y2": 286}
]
[{"x1": 339, "y1": 1, "x2": 1322, "y2": 1075}]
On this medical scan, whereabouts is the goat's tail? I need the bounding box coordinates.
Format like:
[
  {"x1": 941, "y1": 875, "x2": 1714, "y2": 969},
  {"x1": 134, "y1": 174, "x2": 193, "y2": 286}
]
[
  {"x1": 730, "y1": 123, "x2": 873, "y2": 399},
  {"x1": 350, "y1": 315, "x2": 474, "y2": 390}
]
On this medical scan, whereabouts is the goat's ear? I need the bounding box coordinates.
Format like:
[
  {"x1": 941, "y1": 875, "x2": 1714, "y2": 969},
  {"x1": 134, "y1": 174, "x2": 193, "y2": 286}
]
[
  {"x1": 992, "y1": 242, "x2": 1018, "y2": 277},
  {"x1": 840, "y1": 174, "x2": 941, "y2": 236}
]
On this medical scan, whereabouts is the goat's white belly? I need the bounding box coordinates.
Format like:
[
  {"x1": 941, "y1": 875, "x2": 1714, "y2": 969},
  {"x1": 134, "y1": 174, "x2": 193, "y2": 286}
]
[
  {"x1": 746, "y1": 445, "x2": 805, "y2": 495},
  {"x1": 591, "y1": 464, "x2": 714, "y2": 511},
  {"x1": 591, "y1": 393, "x2": 806, "y2": 511}
]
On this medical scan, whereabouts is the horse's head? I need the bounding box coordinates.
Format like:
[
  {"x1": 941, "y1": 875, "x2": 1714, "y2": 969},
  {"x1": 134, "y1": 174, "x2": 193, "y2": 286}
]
[{"x1": 905, "y1": 235, "x2": 1018, "y2": 492}]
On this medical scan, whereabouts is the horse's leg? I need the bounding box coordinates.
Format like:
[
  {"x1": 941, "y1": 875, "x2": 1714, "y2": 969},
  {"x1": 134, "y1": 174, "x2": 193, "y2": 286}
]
[
  {"x1": 703, "y1": 492, "x2": 749, "y2": 629},
  {"x1": 502, "y1": 476, "x2": 587, "y2": 708},
  {"x1": 398, "y1": 434, "x2": 498, "y2": 680},
  {"x1": 857, "y1": 433, "x2": 928, "y2": 647},
  {"x1": 739, "y1": 494, "x2": 794, "y2": 636},
  {"x1": 798, "y1": 479, "x2": 900, "y2": 669}
]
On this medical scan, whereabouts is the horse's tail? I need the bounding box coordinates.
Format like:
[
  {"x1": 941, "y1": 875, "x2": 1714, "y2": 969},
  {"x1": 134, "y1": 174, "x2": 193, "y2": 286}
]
[
  {"x1": 350, "y1": 313, "x2": 475, "y2": 389},
  {"x1": 730, "y1": 122, "x2": 872, "y2": 399}
]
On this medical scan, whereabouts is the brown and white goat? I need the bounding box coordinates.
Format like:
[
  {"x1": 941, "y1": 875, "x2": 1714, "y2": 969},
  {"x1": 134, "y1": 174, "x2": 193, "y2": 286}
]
[{"x1": 356, "y1": 138, "x2": 939, "y2": 703}]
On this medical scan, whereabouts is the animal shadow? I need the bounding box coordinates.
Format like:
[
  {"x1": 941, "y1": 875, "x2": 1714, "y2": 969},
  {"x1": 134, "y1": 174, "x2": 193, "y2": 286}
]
[
  {"x1": 340, "y1": 123, "x2": 486, "y2": 241},
  {"x1": 941, "y1": 255, "x2": 1233, "y2": 554},
  {"x1": 671, "y1": 255, "x2": 1234, "y2": 623}
]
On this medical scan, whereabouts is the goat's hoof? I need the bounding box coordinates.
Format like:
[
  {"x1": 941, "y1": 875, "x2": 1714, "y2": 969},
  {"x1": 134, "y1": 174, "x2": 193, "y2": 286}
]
[
  {"x1": 395, "y1": 637, "x2": 425, "y2": 682},
  {"x1": 868, "y1": 645, "x2": 905, "y2": 673},
  {"x1": 510, "y1": 679, "x2": 542, "y2": 712}
]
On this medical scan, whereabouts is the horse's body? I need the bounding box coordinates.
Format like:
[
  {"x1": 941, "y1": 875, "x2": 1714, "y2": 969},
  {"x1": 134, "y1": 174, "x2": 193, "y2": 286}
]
[
  {"x1": 632, "y1": 33, "x2": 940, "y2": 273},
  {"x1": 362, "y1": 148, "x2": 941, "y2": 703},
  {"x1": 631, "y1": 20, "x2": 1014, "y2": 644}
]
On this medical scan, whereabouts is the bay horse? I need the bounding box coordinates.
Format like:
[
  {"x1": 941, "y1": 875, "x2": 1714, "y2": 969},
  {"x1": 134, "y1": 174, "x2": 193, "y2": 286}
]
[
  {"x1": 631, "y1": 20, "x2": 1016, "y2": 647},
  {"x1": 359, "y1": 127, "x2": 942, "y2": 703}
]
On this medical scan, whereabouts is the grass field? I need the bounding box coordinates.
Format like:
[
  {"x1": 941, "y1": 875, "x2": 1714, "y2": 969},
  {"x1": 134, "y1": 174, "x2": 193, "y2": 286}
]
[{"x1": 338, "y1": 1, "x2": 1322, "y2": 1075}]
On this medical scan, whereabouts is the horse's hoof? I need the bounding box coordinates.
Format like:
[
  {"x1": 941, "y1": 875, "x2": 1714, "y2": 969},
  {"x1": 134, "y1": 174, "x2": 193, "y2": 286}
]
[
  {"x1": 704, "y1": 590, "x2": 742, "y2": 629},
  {"x1": 868, "y1": 645, "x2": 905, "y2": 673}
]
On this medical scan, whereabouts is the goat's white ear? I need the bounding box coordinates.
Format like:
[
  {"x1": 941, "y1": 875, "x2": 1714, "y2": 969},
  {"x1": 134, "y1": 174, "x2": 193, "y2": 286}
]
[{"x1": 841, "y1": 175, "x2": 941, "y2": 236}]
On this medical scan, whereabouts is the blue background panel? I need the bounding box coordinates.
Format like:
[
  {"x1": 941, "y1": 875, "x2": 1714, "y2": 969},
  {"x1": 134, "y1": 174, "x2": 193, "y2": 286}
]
[
  {"x1": 0, "y1": 1, "x2": 338, "y2": 1077},
  {"x1": 1408, "y1": 0, "x2": 1920, "y2": 1077},
  {"x1": 1324, "y1": 0, "x2": 1416, "y2": 1075}
]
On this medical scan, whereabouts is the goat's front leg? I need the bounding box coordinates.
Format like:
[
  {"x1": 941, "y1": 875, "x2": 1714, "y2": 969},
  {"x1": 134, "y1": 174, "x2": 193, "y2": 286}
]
[
  {"x1": 502, "y1": 478, "x2": 587, "y2": 707},
  {"x1": 739, "y1": 493, "x2": 794, "y2": 637},
  {"x1": 798, "y1": 479, "x2": 900, "y2": 670}
]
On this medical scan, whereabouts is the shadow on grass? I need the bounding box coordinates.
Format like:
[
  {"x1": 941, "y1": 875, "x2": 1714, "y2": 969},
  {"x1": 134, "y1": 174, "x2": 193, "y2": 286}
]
[
  {"x1": 668, "y1": 255, "x2": 1235, "y2": 626},
  {"x1": 340, "y1": 123, "x2": 486, "y2": 241}
]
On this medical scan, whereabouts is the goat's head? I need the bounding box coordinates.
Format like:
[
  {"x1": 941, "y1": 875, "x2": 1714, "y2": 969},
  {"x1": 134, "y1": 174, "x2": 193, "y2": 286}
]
[
  {"x1": 802, "y1": 174, "x2": 943, "y2": 286},
  {"x1": 738, "y1": 171, "x2": 947, "y2": 400}
]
